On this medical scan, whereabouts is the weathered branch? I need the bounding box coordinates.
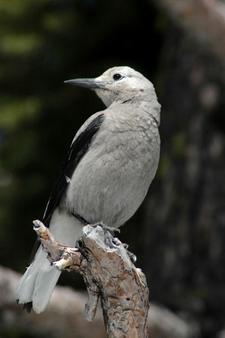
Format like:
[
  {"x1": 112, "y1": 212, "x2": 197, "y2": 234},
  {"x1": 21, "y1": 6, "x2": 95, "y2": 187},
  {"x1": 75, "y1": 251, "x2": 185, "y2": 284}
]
[{"x1": 33, "y1": 220, "x2": 149, "y2": 338}]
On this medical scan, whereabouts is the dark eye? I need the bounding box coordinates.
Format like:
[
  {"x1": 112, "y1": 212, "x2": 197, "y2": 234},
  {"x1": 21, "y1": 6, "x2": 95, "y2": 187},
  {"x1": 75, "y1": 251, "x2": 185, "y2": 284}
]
[{"x1": 113, "y1": 73, "x2": 122, "y2": 81}]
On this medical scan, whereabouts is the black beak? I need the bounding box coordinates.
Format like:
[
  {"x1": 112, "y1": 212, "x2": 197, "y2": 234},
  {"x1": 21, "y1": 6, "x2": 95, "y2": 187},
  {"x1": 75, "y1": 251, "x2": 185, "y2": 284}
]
[{"x1": 64, "y1": 78, "x2": 104, "y2": 90}]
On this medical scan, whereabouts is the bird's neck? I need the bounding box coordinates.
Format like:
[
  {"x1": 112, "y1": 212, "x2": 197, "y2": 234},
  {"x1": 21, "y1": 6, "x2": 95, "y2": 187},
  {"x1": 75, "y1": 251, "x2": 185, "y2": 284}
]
[
  {"x1": 109, "y1": 96, "x2": 161, "y2": 127},
  {"x1": 140, "y1": 99, "x2": 161, "y2": 127}
]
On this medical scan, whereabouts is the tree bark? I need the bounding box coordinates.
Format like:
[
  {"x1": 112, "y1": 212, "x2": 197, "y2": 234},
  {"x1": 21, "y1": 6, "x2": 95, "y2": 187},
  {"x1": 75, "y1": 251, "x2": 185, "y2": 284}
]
[{"x1": 33, "y1": 220, "x2": 149, "y2": 338}]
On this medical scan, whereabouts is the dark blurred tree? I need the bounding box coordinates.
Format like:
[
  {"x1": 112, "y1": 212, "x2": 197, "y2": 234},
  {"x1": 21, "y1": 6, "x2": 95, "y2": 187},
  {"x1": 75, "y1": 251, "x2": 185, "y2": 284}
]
[{"x1": 141, "y1": 1, "x2": 225, "y2": 337}]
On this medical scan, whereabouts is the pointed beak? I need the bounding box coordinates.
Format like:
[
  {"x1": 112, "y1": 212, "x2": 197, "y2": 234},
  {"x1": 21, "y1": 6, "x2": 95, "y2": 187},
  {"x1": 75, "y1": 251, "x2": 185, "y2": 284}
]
[{"x1": 64, "y1": 78, "x2": 104, "y2": 90}]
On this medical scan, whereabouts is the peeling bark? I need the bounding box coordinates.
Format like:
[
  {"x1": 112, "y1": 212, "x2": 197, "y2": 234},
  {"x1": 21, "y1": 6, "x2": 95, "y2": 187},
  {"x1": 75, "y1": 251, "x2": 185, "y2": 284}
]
[{"x1": 33, "y1": 220, "x2": 149, "y2": 338}]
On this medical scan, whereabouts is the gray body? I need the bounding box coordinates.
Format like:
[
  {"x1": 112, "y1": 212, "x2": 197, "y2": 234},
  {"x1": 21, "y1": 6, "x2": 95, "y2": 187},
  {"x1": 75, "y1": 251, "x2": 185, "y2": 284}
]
[
  {"x1": 16, "y1": 66, "x2": 161, "y2": 313},
  {"x1": 66, "y1": 102, "x2": 160, "y2": 228}
]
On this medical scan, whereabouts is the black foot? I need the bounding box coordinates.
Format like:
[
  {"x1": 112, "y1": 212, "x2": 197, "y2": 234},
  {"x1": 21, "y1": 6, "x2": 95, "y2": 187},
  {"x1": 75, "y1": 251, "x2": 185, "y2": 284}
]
[
  {"x1": 122, "y1": 242, "x2": 137, "y2": 263},
  {"x1": 92, "y1": 222, "x2": 120, "y2": 236},
  {"x1": 90, "y1": 222, "x2": 120, "y2": 249},
  {"x1": 23, "y1": 301, "x2": 33, "y2": 313},
  {"x1": 127, "y1": 250, "x2": 137, "y2": 263}
]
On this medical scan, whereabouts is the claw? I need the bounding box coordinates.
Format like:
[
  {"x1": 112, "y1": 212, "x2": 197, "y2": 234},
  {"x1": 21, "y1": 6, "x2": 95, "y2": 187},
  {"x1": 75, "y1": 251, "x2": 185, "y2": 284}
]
[
  {"x1": 127, "y1": 251, "x2": 137, "y2": 263},
  {"x1": 32, "y1": 219, "x2": 43, "y2": 229},
  {"x1": 93, "y1": 222, "x2": 120, "y2": 236}
]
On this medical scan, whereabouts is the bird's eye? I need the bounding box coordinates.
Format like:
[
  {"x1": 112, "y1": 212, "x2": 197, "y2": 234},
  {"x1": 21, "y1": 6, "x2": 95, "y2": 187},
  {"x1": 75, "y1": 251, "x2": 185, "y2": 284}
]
[{"x1": 113, "y1": 73, "x2": 122, "y2": 81}]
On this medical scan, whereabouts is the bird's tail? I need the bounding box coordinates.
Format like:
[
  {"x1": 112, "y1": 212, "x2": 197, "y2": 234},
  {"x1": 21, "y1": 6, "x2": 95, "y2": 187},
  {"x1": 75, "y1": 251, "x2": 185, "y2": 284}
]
[{"x1": 16, "y1": 210, "x2": 83, "y2": 313}]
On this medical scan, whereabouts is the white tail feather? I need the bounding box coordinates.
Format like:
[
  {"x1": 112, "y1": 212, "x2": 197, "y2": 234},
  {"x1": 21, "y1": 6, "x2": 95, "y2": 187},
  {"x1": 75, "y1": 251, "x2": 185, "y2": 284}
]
[
  {"x1": 32, "y1": 256, "x2": 61, "y2": 313},
  {"x1": 16, "y1": 209, "x2": 83, "y2": 313}
]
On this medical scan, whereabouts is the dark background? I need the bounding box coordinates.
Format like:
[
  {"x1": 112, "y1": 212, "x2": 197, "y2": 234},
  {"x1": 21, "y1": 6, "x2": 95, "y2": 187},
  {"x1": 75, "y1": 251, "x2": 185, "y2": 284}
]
[{"x1": 0, "y1": 0, "x2": 225, "y2": 337}]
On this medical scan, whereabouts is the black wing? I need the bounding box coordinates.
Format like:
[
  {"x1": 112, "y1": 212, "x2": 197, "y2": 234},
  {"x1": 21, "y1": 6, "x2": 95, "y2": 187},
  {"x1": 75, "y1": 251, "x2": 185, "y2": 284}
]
[{"x1": 43, "y1": 113, "x2": 104, "y2": 226}]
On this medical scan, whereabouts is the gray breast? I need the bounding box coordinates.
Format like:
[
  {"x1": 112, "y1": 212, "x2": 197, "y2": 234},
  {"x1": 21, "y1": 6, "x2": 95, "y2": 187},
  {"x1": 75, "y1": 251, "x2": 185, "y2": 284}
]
[{"x1": 65, "y1": 111, "x2": 160, "y2": 228}]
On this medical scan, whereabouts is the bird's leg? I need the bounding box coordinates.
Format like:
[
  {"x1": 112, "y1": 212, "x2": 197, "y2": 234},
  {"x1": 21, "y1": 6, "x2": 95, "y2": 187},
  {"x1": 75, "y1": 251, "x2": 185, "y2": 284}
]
[
  {"x1": 87, "y1": 222, "x2": 137, "y2": 261},
  {"x1": 91, "y1": 222, "x2": 120, "y2": 235},
  {"x1": 90, "y1": 222, "x2": 120, "y2": 249}
]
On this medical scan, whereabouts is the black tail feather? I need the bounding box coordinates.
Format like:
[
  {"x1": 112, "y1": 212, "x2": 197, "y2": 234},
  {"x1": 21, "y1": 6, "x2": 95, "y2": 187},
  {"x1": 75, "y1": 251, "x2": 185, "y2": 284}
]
[{"x1": 22, "y1": 302, "x2": 33, "y2": 313}]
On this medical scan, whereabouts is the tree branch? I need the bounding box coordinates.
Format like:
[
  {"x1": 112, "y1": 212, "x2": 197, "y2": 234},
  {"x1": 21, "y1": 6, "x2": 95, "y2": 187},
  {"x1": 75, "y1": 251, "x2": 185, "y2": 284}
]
[{"x1": 33, "y1": 220, "x2": 149, "y2": 338}]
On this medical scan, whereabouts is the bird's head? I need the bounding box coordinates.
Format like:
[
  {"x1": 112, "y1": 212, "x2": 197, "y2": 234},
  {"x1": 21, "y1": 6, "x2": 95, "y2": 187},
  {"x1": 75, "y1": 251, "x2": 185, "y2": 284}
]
[{"x1": 65, "y1": 66, "x2": 159, "y2": 108}]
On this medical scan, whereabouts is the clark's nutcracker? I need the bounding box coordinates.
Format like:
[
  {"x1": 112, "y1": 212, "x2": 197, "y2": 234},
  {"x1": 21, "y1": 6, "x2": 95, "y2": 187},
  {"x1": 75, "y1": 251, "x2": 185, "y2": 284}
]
[{"x1": 16, "y1": 66, "x2": 161, "y2": 313}]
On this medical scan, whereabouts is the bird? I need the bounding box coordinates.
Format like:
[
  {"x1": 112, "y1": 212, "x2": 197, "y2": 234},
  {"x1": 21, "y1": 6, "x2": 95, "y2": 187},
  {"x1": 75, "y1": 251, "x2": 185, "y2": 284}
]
[{"x1": 16, "y1": 66, "x2": 161, "y2": 314}]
